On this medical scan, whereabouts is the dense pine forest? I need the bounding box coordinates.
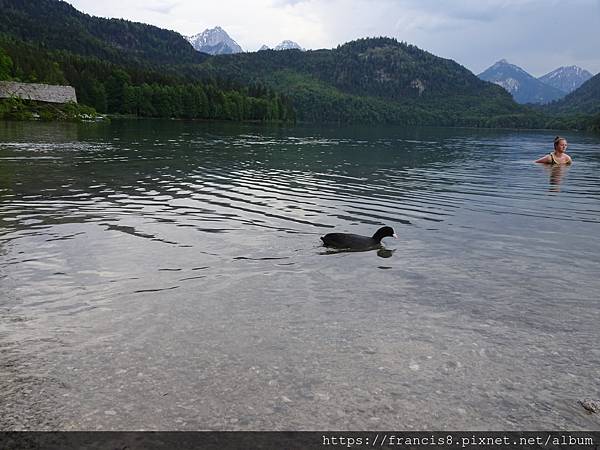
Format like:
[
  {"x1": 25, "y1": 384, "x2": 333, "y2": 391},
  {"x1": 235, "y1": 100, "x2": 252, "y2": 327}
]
[
  {"x1": 0, "y1": 0, "x2": 598, "y2": 129},
  {"x1": 0, "y1": 37, "x2": 294, "y2": 122}
]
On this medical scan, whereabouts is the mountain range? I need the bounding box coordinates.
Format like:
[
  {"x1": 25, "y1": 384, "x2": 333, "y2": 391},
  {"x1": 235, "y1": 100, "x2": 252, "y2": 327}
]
[
  {"x1": 186, "y1": 26, "x2": 303, "y2": 54},
  {"x1": 199, "y1": 37, "x2": 523, "y2": 125},
  {"x1": 478, "y1": 59, "x2": 593, "y2": 104},
  {"x1": 0, "y1": 0, "x2": 598, "y2": 130}
]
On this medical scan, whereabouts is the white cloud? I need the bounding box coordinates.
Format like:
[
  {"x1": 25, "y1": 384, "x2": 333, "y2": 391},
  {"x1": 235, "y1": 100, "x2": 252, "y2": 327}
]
[{"x1": 143, "y1": 1, "x2": 179, "y2": 15}]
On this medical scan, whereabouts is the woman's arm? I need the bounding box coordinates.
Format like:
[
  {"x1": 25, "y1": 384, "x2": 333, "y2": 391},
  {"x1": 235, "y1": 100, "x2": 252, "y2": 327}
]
[{"x1": 535, "y1": 154, "x2": 551, "y2": 164}]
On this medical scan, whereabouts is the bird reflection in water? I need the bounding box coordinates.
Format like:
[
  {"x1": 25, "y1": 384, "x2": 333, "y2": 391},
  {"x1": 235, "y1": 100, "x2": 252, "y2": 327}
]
[
  {"x1": 377, "y1": 248, "x2": 395, "y2": 258},
  {"x1": 320, "y1": 247, "x2": 396, "y2": 258}
]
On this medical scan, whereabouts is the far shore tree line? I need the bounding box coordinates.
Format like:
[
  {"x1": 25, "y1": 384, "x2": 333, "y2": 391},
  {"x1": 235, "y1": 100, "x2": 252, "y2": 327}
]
[{"x1": 0, "y1": 42, "x2": 294, "y2": 122}]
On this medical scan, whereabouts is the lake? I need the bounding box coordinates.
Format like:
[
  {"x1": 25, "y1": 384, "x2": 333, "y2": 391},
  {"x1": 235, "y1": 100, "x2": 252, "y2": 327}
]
[{"x1": 1, "y1": 119, "x2": 599, "y2": 430}]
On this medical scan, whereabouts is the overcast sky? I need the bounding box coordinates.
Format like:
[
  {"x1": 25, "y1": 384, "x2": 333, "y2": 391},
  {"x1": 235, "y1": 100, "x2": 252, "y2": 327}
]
[{"x1": 65, "y1": 0, "x2": 600, "y2": 76}]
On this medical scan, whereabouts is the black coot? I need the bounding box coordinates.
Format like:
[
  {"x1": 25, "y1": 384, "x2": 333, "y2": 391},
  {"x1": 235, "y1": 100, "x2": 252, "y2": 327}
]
[{"x1": 320, "y1": 226, "x2": 397, "y2": 250}]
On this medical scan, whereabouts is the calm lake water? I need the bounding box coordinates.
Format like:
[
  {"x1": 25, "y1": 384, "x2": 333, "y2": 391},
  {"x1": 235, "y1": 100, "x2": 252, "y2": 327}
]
[{"x1": 1, "y1": 120, "x2": 599, "y2": 430}]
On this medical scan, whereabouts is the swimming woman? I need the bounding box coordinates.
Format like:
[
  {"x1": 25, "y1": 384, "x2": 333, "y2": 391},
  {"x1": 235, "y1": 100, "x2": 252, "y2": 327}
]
[{"x1": 535, "y1": 136, "x2": 572, "y2": 164}]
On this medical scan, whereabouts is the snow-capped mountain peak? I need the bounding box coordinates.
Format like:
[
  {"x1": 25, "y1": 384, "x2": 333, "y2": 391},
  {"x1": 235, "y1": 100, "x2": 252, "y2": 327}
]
[
  {"x1": 488, "y1": 59, "x2": 529, "y2": 78},
  {"x1": 538, "y1": 65, "x2": 593, "y2": 94},
  {"x1": 186, "y1": 26, "x2": 243, "y2": 55},
  {"x1": 274, "y1": 40, "x2": 304, "y2": 51},
  {"x1": 478, "y1": 59, "x2": 566, "y2": 104}
]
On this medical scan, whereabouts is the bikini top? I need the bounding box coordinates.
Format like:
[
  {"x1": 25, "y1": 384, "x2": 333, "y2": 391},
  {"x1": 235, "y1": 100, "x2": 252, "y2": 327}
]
[{"x1": 549, "y1": 152, "x2": 571, "y2": 165}]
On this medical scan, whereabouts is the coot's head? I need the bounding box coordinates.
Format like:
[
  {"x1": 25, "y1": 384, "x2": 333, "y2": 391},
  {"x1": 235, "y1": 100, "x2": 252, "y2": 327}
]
[{"x1": 372, "y1": 226, "x2": 397, "y2": 242}]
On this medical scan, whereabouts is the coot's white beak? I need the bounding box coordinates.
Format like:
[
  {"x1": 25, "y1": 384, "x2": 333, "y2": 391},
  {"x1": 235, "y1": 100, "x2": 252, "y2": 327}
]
[{"x1": 392, "y1": 233, "x2": 398, "y2": 239}]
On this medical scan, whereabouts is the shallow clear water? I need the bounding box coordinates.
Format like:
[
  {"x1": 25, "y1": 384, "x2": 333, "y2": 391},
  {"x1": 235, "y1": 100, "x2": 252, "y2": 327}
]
[{"x1": 1, "y1": 120, "x2": 599, "y2": 430}]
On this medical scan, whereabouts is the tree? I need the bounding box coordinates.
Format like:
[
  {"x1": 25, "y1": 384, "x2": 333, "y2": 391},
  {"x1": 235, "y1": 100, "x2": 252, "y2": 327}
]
[
  {"x1": 105, "y1": 68, "x2": 131, "y2": 113},
  {"x1": 0, "y1": 48, "x2": 14, "y2": 80}
]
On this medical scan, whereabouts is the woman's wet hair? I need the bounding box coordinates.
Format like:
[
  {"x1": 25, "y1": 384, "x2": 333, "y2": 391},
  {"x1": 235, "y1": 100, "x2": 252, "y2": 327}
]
[{"x1": 554, "y1": 136, "x2": 566, "y2": 149}]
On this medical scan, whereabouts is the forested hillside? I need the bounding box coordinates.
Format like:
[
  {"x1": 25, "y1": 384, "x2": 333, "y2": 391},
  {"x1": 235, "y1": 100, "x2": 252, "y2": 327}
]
[
  {"x1": 545, "y1": 73, "x2": 600, "y2": 115},
  {"x1": 0, "y1": 0, "x2": 206, "y2": 67},
  {"x1": 0, "y1": 0, "x2": 293, "y2": 122},
  {"x1": 0, "y1": 38, "x2": 294, "y2": 122},
  {"x1": 536, "y1": 73, "x2": 600, "y2": 131},
  {"x1": 209, "y1": 39, "x2": 506, "y2": 100},
  {"x1": 199, "y1": 38, "x2": 544, "y2": 127}
]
